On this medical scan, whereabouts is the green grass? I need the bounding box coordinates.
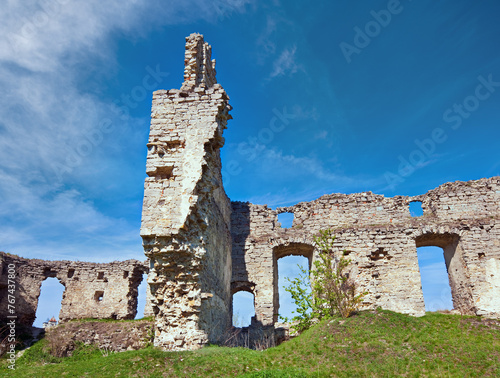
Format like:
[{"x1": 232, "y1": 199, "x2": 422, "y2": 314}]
[{"x1": 2, "y1": 310, "x2": 499, "y2": 377}]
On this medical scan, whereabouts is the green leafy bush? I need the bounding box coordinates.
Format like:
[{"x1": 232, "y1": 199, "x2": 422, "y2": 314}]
[{"x1": 282, "y1": 229, "x2": 366, "y2": 332}]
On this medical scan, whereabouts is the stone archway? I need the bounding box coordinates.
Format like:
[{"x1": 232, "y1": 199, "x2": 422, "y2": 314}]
[
  {"x1": 272, "y1": 242, "x2": 315, "y2": 324},
  {"x1": 34, "y1": 275, "x2": 66, "y2": 327},
  {"x1": 230, "y1": 283, "x2": 256, "y2": 327}
]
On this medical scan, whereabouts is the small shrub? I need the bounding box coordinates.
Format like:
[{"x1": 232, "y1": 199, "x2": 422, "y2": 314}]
[
  {"x1": 280, "y1": 264, "x2": 314, "y2": 332},
  {"x1": 282, "y1": 229, "x2": 366, "y2": 332},
  {"x1": 312, "y1": 229, "x2": 365, "y2": 319}
]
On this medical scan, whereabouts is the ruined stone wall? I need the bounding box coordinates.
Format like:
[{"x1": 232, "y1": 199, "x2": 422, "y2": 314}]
[
  {"x1": 418, "y1": 178, "x2": 500, "y2": 220},
  {"x1": 231, "y1": 202, "x2": 282, "y2": 325},
  {"x1": 42, "y1": 319, "x2": 154, "y2": 356},
  {"x1": 140, "y1": 33, "x2": 233, "y2": 351},
  {"x1": 0, "y1": 252, "x2": 149, "y2": 325},
  {"x1": 231, "y1": 177, "x2": 500, "y2": 322}
]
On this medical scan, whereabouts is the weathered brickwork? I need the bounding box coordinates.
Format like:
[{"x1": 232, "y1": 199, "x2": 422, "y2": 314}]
[
  {"x1": 0, "y1": 252, "x2": 149, "y2": 325},
  {"x1": 140, "y1": 33, "x2": 233, "y2": 351}
]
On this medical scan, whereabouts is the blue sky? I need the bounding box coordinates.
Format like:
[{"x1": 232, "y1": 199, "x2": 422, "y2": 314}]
[{"x1": 2, "y1": 0, "x2": 499, "y2": 324}]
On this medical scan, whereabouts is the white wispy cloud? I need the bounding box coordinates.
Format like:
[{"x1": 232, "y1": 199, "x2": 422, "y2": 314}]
[
  {"x1": 314, "y1": 130, "x2": 329, "y2": 140},
  {"x1": 1, "y1": 0, "x2": 253, "y2": 71},
  {"x1": 256, "y1": 15, "x2": 278, "y2": 59},
  {"x1": 269, "y1": 45, "x2": 299, "y2": 78},
  {"x1": 288, "y1": 105, "x2": 319, "y2": 122},
  {"x1": 252, "y1": 10, "x2": 302, "y2": 80},
  {"x1": 0, "y1": 0, "x2": 252, "y2": 261},
  {"x1": 0, "y1": 169, "x2": 140, "y2": 261},
  {"x1": 226, "y1": 143, "x2": 386, "y2": 207}
]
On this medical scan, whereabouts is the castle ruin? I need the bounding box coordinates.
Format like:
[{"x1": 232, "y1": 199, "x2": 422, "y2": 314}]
[
  {"x1": 1, "y1": 34, "x2": 499, "y2": 352},
  {"x1": 140, "y1": 34, "x2": 500, "y2": 350}
]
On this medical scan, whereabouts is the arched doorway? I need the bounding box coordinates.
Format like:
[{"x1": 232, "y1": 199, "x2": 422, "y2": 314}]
[
  {"x1": 34, "y1": 277, "x2": 65, "y2": 327},
  {"x1": 273, "y1": 242, "x2": 314, "y2": 323},
  {"x1": 232, "y1": 289, "x2": 255, "y2": 327}
]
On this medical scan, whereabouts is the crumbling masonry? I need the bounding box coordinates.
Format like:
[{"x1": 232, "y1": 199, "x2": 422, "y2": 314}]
[
  {"x1": 0, "y1": 253, "x2": 151, "y2": 325},
  {"x1": 141, "y1": 34, "x2": 233, "y2": 350},
  {"x1": 140, "y1": 34, "x2": 500, "y2": 350},
  {"x1": 0, "y1": 34, "x2": 498, "y2": 352}
]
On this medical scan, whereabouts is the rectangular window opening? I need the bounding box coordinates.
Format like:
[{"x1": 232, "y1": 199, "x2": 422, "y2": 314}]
[
  {"x1": 277, "y1": 212, "x2": 294, "y2": 229},
  {"x1": 409, "y1": 201, "x2": 424, "y2": 217},
  {"x1": 94, "y1": 291, "x2": 104, "y2": 302}
]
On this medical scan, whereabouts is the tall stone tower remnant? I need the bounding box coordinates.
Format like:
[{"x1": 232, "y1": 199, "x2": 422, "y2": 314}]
[{"x1": 140, "y1": 33, "x2": 233, "y2": 350}]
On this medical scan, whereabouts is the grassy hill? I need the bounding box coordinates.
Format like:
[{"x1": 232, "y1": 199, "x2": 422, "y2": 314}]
[{"x1": 3, "y1": 309, "x2": 499, "y2": 377}]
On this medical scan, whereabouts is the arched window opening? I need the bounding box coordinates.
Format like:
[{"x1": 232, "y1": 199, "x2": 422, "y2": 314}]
[
  {"x1": 135, "y1": 273, "x2": 148, "y2": 319},
  {"x1": 232, "y1": 291, "x2": 255, "y2": 327},
  {"x1": 277, "y1": 212, "x2": 294, "y2": 228},
  {"x1": 34, "y1": 277, "x2": 65, "y2": 328},
  {"x1": 278, "y1": 255, "x2": 311, "y2": 321},
  {"x1": 409, "y1": 201, "x2": 424, "y2": 217},
  {"x1": 416, "y1": 246, "x2": 453, "y2": 311}
]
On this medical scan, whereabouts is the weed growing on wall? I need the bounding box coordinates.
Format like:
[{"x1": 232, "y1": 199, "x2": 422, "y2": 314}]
[{"x1": 282, "y1": 229, "x2": 366, "y2": 332}]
